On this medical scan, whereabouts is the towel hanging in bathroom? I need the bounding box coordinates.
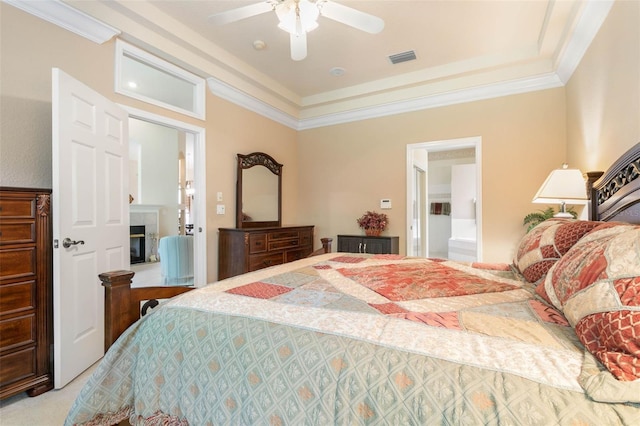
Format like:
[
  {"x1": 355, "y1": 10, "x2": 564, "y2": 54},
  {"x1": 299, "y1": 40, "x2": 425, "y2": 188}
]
[{"x1": 430, "y1": 202, "x2": 451, "y2": 216}]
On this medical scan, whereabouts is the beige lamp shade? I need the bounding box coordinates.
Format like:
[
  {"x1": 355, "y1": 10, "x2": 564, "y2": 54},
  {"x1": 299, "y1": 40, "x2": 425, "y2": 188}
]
[{"x1": 533, "y1": 166, "x2": 587, "y2": 204}]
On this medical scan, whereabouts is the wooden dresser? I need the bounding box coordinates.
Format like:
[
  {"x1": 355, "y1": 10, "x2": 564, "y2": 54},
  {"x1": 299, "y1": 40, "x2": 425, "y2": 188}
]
[
  {"x1": 218, "y1": 226, "x2": 314, "y2": 280},
  {"x1": 0, "y1": 187, "x2": 53, "y2": 399}
]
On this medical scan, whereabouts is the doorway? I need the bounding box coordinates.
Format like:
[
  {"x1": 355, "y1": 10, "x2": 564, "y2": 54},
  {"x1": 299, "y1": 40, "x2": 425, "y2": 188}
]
[
  {"x1": 406, "y1": 137, "x2": 482, "y2": 261},
  {"x1": 124, "y1": 106, "x2": 207, "y2": 287},
  {"x1": 412, "y1": 166, "x2": 426, "y2": 256}
]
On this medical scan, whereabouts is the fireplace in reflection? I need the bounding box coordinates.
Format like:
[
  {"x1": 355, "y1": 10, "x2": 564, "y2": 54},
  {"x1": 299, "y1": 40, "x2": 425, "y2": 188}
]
[{"x1": 130, "y1": 225, "x2": 146, "y2": 264}]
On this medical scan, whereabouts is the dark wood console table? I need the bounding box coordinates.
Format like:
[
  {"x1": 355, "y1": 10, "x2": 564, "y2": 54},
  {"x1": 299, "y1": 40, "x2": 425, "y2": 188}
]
[{"x1": 337, "y1": 234, "x2": 399, "y2": 254}]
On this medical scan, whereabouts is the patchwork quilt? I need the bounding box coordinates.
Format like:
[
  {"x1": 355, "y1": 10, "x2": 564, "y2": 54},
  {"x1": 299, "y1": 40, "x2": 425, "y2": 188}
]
[{"x1": 66, "y1": 254, "x2": 640, "y2": 425}]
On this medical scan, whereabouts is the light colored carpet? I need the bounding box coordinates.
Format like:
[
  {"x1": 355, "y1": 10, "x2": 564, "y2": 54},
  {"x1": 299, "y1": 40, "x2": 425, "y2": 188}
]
[{"x1": 0, "y1": 361, "x2": 98, "y2": 426}]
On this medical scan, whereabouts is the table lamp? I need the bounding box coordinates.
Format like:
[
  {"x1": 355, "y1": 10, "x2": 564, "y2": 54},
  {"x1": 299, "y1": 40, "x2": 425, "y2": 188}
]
[{"x1": 532, "y1": 163, "x2": 587, "y2": 218}]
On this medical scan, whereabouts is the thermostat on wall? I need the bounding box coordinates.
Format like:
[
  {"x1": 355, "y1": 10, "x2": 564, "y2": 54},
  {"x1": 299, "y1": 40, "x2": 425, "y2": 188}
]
[{"x1": 380, "y1": 199, "x2": 392, "y2": 209}]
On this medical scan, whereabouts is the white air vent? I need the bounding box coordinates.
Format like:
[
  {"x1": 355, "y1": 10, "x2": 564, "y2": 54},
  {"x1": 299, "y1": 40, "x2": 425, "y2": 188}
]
[{"x1": 388, "y1": 50, "x2": 417, "y2": 64}]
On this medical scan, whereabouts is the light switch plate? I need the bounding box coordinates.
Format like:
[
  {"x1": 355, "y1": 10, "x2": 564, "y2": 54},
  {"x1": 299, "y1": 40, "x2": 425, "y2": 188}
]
[
  {"x1": 380, "y1": 199, "x2": 392, "y2": 209},
  {"x1": 216, "y1": 192, "x2": 223, "y2": 201},
  {"x1": 216, "y1": 204, "x2": 225, "y2": 214}
]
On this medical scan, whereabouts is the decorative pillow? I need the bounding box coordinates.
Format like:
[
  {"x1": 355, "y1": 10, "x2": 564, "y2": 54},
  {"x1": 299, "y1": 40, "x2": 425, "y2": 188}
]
[
  {"x1": 542, "y1": 223, "x2": 640, "y2": 381},
  {"x1": 513, "y1": 219, "x2": 601, "y2": 283}
]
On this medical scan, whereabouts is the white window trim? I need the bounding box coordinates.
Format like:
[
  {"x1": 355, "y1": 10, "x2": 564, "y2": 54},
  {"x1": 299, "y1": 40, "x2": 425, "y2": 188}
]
[{"x1": 115, "y1": 39, "x2": 205, "y2": 120}]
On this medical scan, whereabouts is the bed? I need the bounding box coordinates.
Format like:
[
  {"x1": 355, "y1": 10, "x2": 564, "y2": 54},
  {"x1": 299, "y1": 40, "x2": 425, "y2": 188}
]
[{"x1": 66, "y1": 144, "x2": 640, "y2": 425}]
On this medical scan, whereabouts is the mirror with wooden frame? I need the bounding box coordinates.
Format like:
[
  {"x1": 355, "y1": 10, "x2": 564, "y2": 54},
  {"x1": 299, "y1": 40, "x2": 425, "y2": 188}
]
[{"x1": 236, "y1": 152, "x2": 282, "y2": 228}]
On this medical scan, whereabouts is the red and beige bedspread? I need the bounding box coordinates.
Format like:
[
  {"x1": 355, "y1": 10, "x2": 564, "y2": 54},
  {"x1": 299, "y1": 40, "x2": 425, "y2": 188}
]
[{"x1": 66, "y1": 254, "x2": 640, "y2": 425}]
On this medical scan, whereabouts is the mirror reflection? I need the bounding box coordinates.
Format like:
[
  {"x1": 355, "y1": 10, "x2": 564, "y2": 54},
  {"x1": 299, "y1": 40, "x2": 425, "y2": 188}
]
[
  {"x1": 236, "y1": 152, "x2": 282, "y2": 228},
  {"x1": 242, "y1": 166, "x2": 278, "y2": 222}
]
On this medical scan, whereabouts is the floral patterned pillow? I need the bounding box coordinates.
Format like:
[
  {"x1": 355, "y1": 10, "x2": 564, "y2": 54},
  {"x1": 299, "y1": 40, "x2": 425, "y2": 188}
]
[
  {"x1": 513, "y1": 219, "x2": 601, "y2": 283},
  {"x1": 542, "y1": 222, "x2": 640, "y2": 381}
]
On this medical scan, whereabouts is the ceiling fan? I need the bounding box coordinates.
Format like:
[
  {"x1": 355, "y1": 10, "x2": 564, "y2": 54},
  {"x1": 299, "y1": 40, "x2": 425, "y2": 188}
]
[{"x1": 208, "y1": 0, "x2": 384, "y2": 61}]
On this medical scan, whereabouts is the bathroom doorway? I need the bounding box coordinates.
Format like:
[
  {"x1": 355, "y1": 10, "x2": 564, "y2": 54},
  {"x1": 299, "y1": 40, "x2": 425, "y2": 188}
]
[{"x1": 406, "y1": 137, "x2": 482, "y2": 261}]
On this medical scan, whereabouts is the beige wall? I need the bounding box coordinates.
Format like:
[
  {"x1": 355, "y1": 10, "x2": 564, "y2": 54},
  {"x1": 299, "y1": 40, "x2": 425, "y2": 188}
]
[
  {"x1": 0, "y1": 4, "x2": 113, "y2": 187},
  {"x1": 0, "y1": 3, "x2": 298, "y2": 281},
  {"x1": 297, "y1": 0, "x2": 640, "y2": 263},
  {"x1": 566, "y1": 0, "x2": 640, "y2": 170},
  {"x1": 2, "y1": 0, "x2": 638, "y2": 275},
  {"x1": 297, "y1": 89, "x2": 567, "y2": 262},
  {"x1": 205, "y1": 97, "x2": 298, "y2": 280}
]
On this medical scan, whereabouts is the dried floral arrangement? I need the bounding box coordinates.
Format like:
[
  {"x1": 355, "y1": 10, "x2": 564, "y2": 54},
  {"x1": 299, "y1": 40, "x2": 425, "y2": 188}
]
[{"x1": 357, "y1": 211, "x2": 388, "y2": 236}]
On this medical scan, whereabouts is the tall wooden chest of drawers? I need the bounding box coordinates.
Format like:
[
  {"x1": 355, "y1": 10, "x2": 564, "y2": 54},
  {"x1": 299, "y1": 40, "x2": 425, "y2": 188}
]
[
  {"x1": 218, "y1": 226, "x2": 314, "y2": 280},
  {"x1": 0, "y1": 187, "x2": 53, "y2": 399}
]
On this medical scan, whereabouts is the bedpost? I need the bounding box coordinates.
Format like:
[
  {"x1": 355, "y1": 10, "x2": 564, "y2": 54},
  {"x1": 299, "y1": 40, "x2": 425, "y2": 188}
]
[
  {"x1": 586, "y1": 171, "x2": 604, "y2": 200},
  {"x1": 100, "y1": 270, "x2": 136, "y2": 352},
  {"x1": 100, "y1": 272, "x2": 195, "y2": 352},
  {"x1": 586, "y1": 171, "x2": 604, "y2": 220},
  {"x1": 310, "y1": 237, "x2": 333, "y2": 256},
  {"x1": 321, "y1": 237, "x2": 333, "y2": 253}
]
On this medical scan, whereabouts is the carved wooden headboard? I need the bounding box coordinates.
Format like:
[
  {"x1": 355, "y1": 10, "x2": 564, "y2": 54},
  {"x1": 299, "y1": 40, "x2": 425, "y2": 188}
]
[{"x1": 589, "y1": 142, "x2": 640, "y2": 223}]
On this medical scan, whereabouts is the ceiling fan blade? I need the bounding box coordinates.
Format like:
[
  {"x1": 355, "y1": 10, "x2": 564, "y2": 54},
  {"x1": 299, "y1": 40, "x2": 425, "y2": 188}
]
[
  {"x1": 319, "y1": 1, "x2": 384, "y2": 34},
  {"x1": 290, "y1": 32, "x2": 307, "y2": 61},
  {"x1": 208, "y1": 2, "x2": 273, "y2": 26}
]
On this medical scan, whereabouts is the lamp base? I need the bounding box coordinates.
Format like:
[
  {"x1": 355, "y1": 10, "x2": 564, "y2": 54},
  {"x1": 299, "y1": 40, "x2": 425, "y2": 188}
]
[
  {"x1": 553, "y1": 201, "x2": 574, "y2": 218},
  {"x1": 553, "y1": 212, "x2": 574, "y2": 218}
]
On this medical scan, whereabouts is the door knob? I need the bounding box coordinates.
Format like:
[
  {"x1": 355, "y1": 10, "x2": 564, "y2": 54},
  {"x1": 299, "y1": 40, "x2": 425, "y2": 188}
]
[{"x1": 62, "y1": 237, "x2": 85, "y2": 248}]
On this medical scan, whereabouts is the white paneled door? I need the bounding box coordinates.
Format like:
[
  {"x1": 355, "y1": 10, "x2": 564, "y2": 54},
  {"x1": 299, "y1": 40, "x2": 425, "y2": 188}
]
[{"x1": 52, "y1": 68, "x2": 129, "y2": 388}]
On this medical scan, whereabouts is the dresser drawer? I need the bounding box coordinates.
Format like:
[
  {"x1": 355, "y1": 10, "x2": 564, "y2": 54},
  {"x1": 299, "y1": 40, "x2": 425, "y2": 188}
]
[
  {"x1": 0, "y1": 222, "x2": 35, "y2": 245},
  {"x1": 0, "y1": 198, "x2": 35, "y2": 219},
  {"x1": 0, "y1": 314, "x2": 35, "y2": 350},
  {"x1": 269, "y1": 230, "x2": 299, "y2": 240},
  {"x1": 0, "y1": 248, "x2": 36, "y2": 280},
  {"x1": 0, "y1": 347, "x2": 36, "y2": 386},
  {"x1": 268, "y1": 238, "x2": 299, "y2": 251},
  {"x1": 249, "y1": 252, "x2": 284, "y2": 271},
  {"x1": 249, "y1": 233, "x2": 267, "y2": 254},
  {"x1": 285, "y1": 247, "x2": 312, "y2": 263},
  {"x1": 0, "y1": 281, "x2": 35, "y2": 315},
  {"x1": 300, "y1": 230, "x2": 312, "y2": 246}
]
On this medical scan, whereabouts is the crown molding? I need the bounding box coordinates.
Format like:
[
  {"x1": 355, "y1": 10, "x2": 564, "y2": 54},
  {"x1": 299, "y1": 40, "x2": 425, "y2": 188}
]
[
  {"x1": 14, "y1": 0, "x2": 610, "y2": 130},
  {"x1": 202, "y1": 0, "x2": 610, "y2": 130},
  {"x1": 207, "y1": 72, "x2": 563, "y2": 131},
  {"x1": 298, "y1": 73, "x2": 564, "y2": 130},
  {"x1": 206, "y1": 78, "x2": 300, "y2": 130},
  {"x1": 3, "y1": 0, "x2": 120, "y2": 44},
  {"x1": 555, "y1": 0, "x2": 614, "y2": 83}
]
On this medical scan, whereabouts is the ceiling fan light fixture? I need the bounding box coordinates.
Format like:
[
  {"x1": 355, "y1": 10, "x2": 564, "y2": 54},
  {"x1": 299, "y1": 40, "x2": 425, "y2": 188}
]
[
  {"x1": 276, "y1": 0, "x2": 319, "y2": 35},
  {"x1": 209, "y1": 0, "x2": 384, "y2": 62}
]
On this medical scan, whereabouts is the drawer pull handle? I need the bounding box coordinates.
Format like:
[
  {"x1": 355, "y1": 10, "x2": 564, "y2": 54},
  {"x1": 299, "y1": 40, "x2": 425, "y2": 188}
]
[{"x1": 63, "y1": 237, "x2": 85, "y2": 248}]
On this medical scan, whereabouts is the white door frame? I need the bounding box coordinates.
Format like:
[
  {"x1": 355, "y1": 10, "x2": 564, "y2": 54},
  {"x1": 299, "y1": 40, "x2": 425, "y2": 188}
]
[
  {"x1": 406, "y1": 137, "x2": 483, "y2": 260},
  {"x1": 411, "y1": 165, "x2": 426, "y2": 256},
  {"x1": 123, "y1": 106, "x2": 207, "y2": 286}
]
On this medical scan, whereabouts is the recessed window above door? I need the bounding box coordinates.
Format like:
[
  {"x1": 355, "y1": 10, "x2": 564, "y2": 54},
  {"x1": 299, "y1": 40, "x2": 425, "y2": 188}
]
[{"x1": 115, "y1": 40, "x2": 205, "y2": 119}]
